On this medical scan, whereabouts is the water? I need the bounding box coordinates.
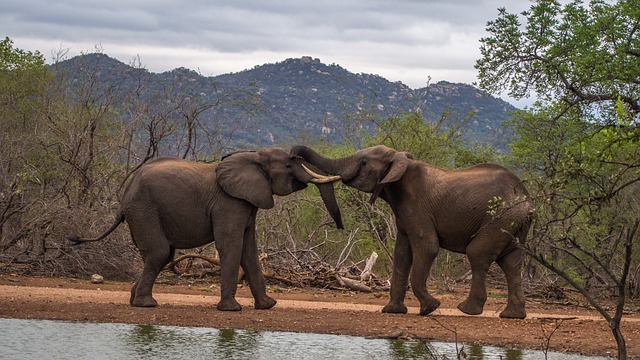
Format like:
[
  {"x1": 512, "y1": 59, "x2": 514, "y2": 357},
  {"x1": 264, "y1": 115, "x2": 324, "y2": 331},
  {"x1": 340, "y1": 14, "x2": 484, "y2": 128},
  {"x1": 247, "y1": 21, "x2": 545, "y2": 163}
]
[{"x1": 0, "y1": 318, "x2": 610, "y2": 360}]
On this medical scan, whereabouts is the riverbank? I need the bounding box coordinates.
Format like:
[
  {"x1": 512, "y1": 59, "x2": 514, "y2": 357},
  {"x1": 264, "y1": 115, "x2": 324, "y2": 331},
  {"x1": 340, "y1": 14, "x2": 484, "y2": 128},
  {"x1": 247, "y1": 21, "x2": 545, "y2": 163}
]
[{"x1": 1, "y1": 274, "x2": 638, "y2": 358}]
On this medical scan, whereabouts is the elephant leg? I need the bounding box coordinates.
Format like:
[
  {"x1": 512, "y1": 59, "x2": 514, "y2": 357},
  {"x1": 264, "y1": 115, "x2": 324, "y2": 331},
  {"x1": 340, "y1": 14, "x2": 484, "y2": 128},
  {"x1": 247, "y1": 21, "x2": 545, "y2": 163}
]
[
  {"x1": 215, "y1": 225, "x2": 244, "y2": 311},
  {"x1": 127, "y1": 218, "x2": 174, "y2": 307},
  {"x1": 458, "y1": 233, "x2": 502, "y2": 315},
  {"x1": 408, "y1": 232, "x2": 441, "y2": 316},
  {"x1": 382, "y1": 230, "x2": 411, "y2": 314},
  {"x1": 240, "y1": 217, "x2": 276, "y2": 310},
  {"x1": 496, "y1": 249, "x2": 526, "y2": 319},
  {"x1": 132, "y1": 246, "x2": 174, "y2": 307}
]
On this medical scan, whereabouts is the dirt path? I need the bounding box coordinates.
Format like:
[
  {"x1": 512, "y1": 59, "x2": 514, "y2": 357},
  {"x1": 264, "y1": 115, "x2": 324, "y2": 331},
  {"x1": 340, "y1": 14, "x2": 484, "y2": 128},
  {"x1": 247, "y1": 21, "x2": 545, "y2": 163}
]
[{"x1": 1, "y1": 274, "x2": 639, "y2": 358}]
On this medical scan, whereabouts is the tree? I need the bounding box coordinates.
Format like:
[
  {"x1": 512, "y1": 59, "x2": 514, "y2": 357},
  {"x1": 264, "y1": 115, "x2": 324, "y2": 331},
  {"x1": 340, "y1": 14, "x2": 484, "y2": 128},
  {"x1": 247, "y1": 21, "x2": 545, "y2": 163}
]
[
  {"x1": 0, "y1": 38, "x2": 50, "y2": 254},
  {"x1": 477, "y1": 1, "x2": 639, "y2": 358},
  {"x1": 477, "y1": 0, "x2": 639, "y2": 116}
]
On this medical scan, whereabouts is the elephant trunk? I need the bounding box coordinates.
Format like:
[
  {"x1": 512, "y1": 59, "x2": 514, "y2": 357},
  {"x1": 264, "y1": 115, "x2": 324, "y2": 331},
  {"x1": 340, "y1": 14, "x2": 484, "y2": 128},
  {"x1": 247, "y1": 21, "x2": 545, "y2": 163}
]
[
  {"x1": 296, "y1": 158, "x2": 344, "y2": 229},
  {"x1": 316, "y1": 182, "x2": 344, "y2": 229},
  {"x1": 290, "y1": 145, "x2": 355, "y2": 180}
]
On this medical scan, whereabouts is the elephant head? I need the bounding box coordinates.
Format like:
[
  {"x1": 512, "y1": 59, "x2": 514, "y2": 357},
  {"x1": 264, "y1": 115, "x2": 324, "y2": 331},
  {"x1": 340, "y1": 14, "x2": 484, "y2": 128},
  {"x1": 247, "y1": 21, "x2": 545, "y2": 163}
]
[
  {"x1": 291, "y1": 145, "x2": 411, "y2": 204},
  {"x1": 216, "y1": 147, "x2": 344, "y2": 228}
]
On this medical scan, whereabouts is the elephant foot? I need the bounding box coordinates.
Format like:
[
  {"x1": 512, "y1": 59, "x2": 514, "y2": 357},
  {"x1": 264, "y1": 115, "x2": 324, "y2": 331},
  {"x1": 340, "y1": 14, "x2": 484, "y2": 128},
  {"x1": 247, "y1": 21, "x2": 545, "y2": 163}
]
[
  {"x1": 499, "y1": 306, "x2": 526, "y2": 319},
  {"x1": 382, "y1": 302, "x2": 408, "y2": 314},
  {"x1": 131, "y1": 295, "x2": 158, "y2": 307},
  {"x1": 217, "y1": 298, "x2": 242, "y2": 311},
  {"x1": 457, "y1": 299, "x2": 483, "y2": 315},
  {"x1": 254, "y1": 296, "x2": 277, "y2": 310},
  {"x1": 419, "y1": 298, "x2": 441, "y2": 316}
]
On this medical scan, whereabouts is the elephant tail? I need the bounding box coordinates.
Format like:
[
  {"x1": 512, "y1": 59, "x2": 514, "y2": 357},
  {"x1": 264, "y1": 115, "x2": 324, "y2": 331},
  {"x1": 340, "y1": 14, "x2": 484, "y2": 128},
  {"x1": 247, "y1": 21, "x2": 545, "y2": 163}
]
[{"x1": 67, "y1": 213, "x2": 125, "y2": 245}]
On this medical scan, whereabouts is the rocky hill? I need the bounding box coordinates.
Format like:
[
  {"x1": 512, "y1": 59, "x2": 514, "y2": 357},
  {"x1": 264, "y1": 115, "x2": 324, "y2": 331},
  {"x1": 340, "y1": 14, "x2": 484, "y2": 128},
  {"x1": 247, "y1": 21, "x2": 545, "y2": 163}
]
[{"x1": 52, "y1": 54, "x2": 517, "y2": 149}]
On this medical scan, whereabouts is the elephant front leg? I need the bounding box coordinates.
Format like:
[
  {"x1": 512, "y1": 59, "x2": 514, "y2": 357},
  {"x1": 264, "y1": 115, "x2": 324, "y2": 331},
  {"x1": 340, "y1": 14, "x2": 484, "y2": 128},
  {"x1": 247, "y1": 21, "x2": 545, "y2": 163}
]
[
  {"x1": 215, "y1": 236, "x2": 243, "y2": 311},
  {"x1": 382, "y1": 231, "x2": 410, "y2": 314},
  {"x1": 408, "y1": 234, "x2": 441, "y2": 316}
]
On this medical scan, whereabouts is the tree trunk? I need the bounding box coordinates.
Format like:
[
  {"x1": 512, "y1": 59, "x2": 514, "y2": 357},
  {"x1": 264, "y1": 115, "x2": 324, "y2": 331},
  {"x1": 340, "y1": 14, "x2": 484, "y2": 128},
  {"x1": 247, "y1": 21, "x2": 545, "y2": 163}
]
[{"x1": 612, "y1": 326, "x2": 627, "y2": 360}]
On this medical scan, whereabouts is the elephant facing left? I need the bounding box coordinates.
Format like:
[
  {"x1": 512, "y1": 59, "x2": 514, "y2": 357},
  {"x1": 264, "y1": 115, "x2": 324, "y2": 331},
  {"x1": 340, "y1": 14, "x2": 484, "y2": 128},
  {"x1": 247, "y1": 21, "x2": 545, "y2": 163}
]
[{"x1": 69, "y1": 147, "x2": 342, "y2": 311}]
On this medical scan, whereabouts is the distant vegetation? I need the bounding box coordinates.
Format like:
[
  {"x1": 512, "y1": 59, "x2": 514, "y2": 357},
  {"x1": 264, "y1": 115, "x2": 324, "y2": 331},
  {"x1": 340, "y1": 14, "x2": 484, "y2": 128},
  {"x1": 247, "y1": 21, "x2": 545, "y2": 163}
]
[{"x1": 52, "y1": 53, "x2": 517, "y2": 150}]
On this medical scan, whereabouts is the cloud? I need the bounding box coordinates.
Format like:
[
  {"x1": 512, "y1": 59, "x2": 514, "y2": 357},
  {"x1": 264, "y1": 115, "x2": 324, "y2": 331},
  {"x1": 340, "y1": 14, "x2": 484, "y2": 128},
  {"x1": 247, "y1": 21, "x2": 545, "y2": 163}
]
[{"x1": 1, "y1": 0, "x2": 533, "y2": 90}]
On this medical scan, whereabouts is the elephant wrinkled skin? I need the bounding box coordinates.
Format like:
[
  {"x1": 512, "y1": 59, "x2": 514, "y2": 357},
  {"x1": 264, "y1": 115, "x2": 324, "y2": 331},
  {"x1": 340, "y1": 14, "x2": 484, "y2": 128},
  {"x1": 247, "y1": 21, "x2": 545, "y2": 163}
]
[
  {"x1": 69, "y1": 148, "x2": 342, "y2": 311},
  {"x1": 293, "y1": 144, "x2": 533, "y2": 319}
]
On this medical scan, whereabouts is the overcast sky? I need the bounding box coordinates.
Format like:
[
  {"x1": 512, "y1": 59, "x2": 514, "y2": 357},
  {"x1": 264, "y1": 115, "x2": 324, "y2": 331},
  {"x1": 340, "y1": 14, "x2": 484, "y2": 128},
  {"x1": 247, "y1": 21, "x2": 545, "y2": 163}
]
[{"x1": 2, "y1": 0, "x2": 534, "y2": 104}]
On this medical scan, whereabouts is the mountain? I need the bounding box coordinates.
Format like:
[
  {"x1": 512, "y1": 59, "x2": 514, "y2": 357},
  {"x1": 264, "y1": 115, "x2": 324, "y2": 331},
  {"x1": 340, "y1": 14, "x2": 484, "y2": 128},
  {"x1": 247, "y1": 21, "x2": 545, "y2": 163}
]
[{"x1": 52, "y1": 54, "x2": 517, "y2": 149}]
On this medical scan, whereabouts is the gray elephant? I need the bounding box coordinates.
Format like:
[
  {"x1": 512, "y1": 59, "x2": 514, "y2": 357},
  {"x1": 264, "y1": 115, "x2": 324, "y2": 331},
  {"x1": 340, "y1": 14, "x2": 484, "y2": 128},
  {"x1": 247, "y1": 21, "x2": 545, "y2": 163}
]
[
  {"x1": 69, "y1": 147, "x2": 342, "y2": 311},
  {"x1": 292, "y1": 144, "x2": 533, "y2": 319}
]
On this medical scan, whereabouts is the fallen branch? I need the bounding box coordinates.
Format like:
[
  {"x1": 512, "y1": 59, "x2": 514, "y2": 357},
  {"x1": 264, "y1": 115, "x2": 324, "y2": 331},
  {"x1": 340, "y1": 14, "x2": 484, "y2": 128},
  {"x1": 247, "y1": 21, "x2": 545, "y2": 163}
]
[
  {"x1": 360, "y1": 251, "x2": 378, "y2": 282},
  {"x1": 164, "y1": 249, "x2": 384, "y2": 292},
  {"x1": 335, "y1": 274, "x2": 372, "y2": 292},
  {"x1": 165, "y1": 253, "x2": 220, "y2": 275}
]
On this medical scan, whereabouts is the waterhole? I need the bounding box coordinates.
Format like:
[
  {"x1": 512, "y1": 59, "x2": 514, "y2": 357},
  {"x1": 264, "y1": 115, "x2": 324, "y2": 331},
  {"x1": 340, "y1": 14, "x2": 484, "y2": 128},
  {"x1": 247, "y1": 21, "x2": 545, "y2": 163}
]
[{"x1": 0, "y1": 318, "x2": 611, "y2": 359}]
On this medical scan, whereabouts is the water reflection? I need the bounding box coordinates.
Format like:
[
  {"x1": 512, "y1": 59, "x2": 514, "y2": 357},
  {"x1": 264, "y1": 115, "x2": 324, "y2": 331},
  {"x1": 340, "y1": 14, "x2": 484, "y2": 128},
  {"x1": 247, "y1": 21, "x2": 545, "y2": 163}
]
[
  {"x1": 389, "y1": 338, "x2": 434, "y2": 358},
  {"x1": 215, "y1": 328, "x2": 260, "y2": 359},
  {"x1": 0, "y1": 318, "x2": 611, "y2": 360},
  {"x1": 503, "y1": 347, "x2": 526, "y2": 359},
  {"x1": 125, "y1": 324, "x2": 196, "y2": 357},
  {"x1": 465, "y1": 343, "x2": 524, "y2": 360}
]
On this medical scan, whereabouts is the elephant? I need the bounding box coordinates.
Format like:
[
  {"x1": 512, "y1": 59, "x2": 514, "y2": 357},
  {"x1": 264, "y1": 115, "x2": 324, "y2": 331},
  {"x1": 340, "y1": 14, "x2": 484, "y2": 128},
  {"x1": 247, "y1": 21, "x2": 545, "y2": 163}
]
[
  {"x1": 68, "y1": 147, "x2": 342, "y2": 311},
  {"x1": 292, "y1": 144, "x2": 533, "y2": 319}
]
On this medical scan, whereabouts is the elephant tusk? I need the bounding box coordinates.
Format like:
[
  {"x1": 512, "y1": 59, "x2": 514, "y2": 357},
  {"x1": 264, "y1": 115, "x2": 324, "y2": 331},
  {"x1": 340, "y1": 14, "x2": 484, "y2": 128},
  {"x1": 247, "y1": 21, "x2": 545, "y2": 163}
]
[{"x1": 302, "y1": 164, "x2": 342, "y2": 184}]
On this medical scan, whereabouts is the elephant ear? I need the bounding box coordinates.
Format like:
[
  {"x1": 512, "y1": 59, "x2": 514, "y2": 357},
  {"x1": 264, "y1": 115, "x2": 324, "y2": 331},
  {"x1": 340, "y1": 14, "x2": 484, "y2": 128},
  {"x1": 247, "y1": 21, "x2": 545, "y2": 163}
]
[
  {"x1": 216, "y1": 150, "x2": 274, "y2": 209},
  {"x1": 369, "y1": 151, "x2": 410, "y2": 204}
]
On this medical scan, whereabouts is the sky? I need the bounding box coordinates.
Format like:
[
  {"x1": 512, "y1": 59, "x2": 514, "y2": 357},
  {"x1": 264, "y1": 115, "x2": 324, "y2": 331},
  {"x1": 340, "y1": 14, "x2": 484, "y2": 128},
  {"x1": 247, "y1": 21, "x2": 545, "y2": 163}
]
[{"x1": 2, "y1": 0, "x2": 534, "y2": 106}]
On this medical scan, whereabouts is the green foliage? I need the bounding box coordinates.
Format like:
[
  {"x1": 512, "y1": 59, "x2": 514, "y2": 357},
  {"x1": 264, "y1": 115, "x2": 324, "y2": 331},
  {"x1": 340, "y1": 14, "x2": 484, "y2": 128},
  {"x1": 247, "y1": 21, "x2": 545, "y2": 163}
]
[
  {"x1": 0, "y1": 37, "x2": 49, "y2": 127},
  {"x1": 0, "y1": 38, "x2": 50, "y2": 197},
  {"x1": 0, "y1": 37, "x2": 45, "y2": 71},
  {"x1": 454, "y1": 143, "x2": 500, "y2": 168},
  {"x1": 477, "y1": 0, "x2": 640, "y2": 116},
  {"x1": 506, "y1": 92, "x2": 640, "y2": 324},
  {"x1": 363, "y1": 112, "x2": 461, "y2": 165},
  {"x1": 479, "y1": 4, "x2": 639, "y2": 355},
  {"x1": 352, "y1": 112, "x2": 499, "y2": 167},
  {"x1": 480, "y1": 0, "x2": 640, "y2": 287}
]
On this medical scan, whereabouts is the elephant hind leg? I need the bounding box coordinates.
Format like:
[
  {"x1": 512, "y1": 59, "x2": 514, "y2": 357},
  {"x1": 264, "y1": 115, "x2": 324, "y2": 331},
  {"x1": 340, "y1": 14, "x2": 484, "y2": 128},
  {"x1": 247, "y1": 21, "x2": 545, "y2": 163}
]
[
  {"x1": 457, "y1": 258, "x2": 491, "y2": 316},
  {"x1": 240, "y1": 224, "x2": 276, "y2": 310},
  {"x1": 496, "y1": 249, "x2": 526, "y2": 319},
  {"x1": 131, "y1": 245, "x2": 175, "y2": 307},
  {"x1": 458, "y1": 233, "x2": 501, "y2": 315}
]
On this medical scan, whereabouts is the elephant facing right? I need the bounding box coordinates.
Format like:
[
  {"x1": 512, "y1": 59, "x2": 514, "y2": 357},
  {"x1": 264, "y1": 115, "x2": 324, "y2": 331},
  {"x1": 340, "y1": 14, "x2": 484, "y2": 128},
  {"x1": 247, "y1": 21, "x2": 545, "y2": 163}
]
[{"x1": 294, "y1": 145, "x2": 534, "y2": 319}]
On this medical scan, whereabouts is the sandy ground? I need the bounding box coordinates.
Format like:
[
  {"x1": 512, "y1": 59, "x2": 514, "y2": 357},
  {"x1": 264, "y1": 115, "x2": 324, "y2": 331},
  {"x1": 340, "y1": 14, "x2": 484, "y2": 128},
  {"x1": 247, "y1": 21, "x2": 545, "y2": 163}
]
[{"x1": 1, "y1": 274, "x2": 639, "y2": 358}]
